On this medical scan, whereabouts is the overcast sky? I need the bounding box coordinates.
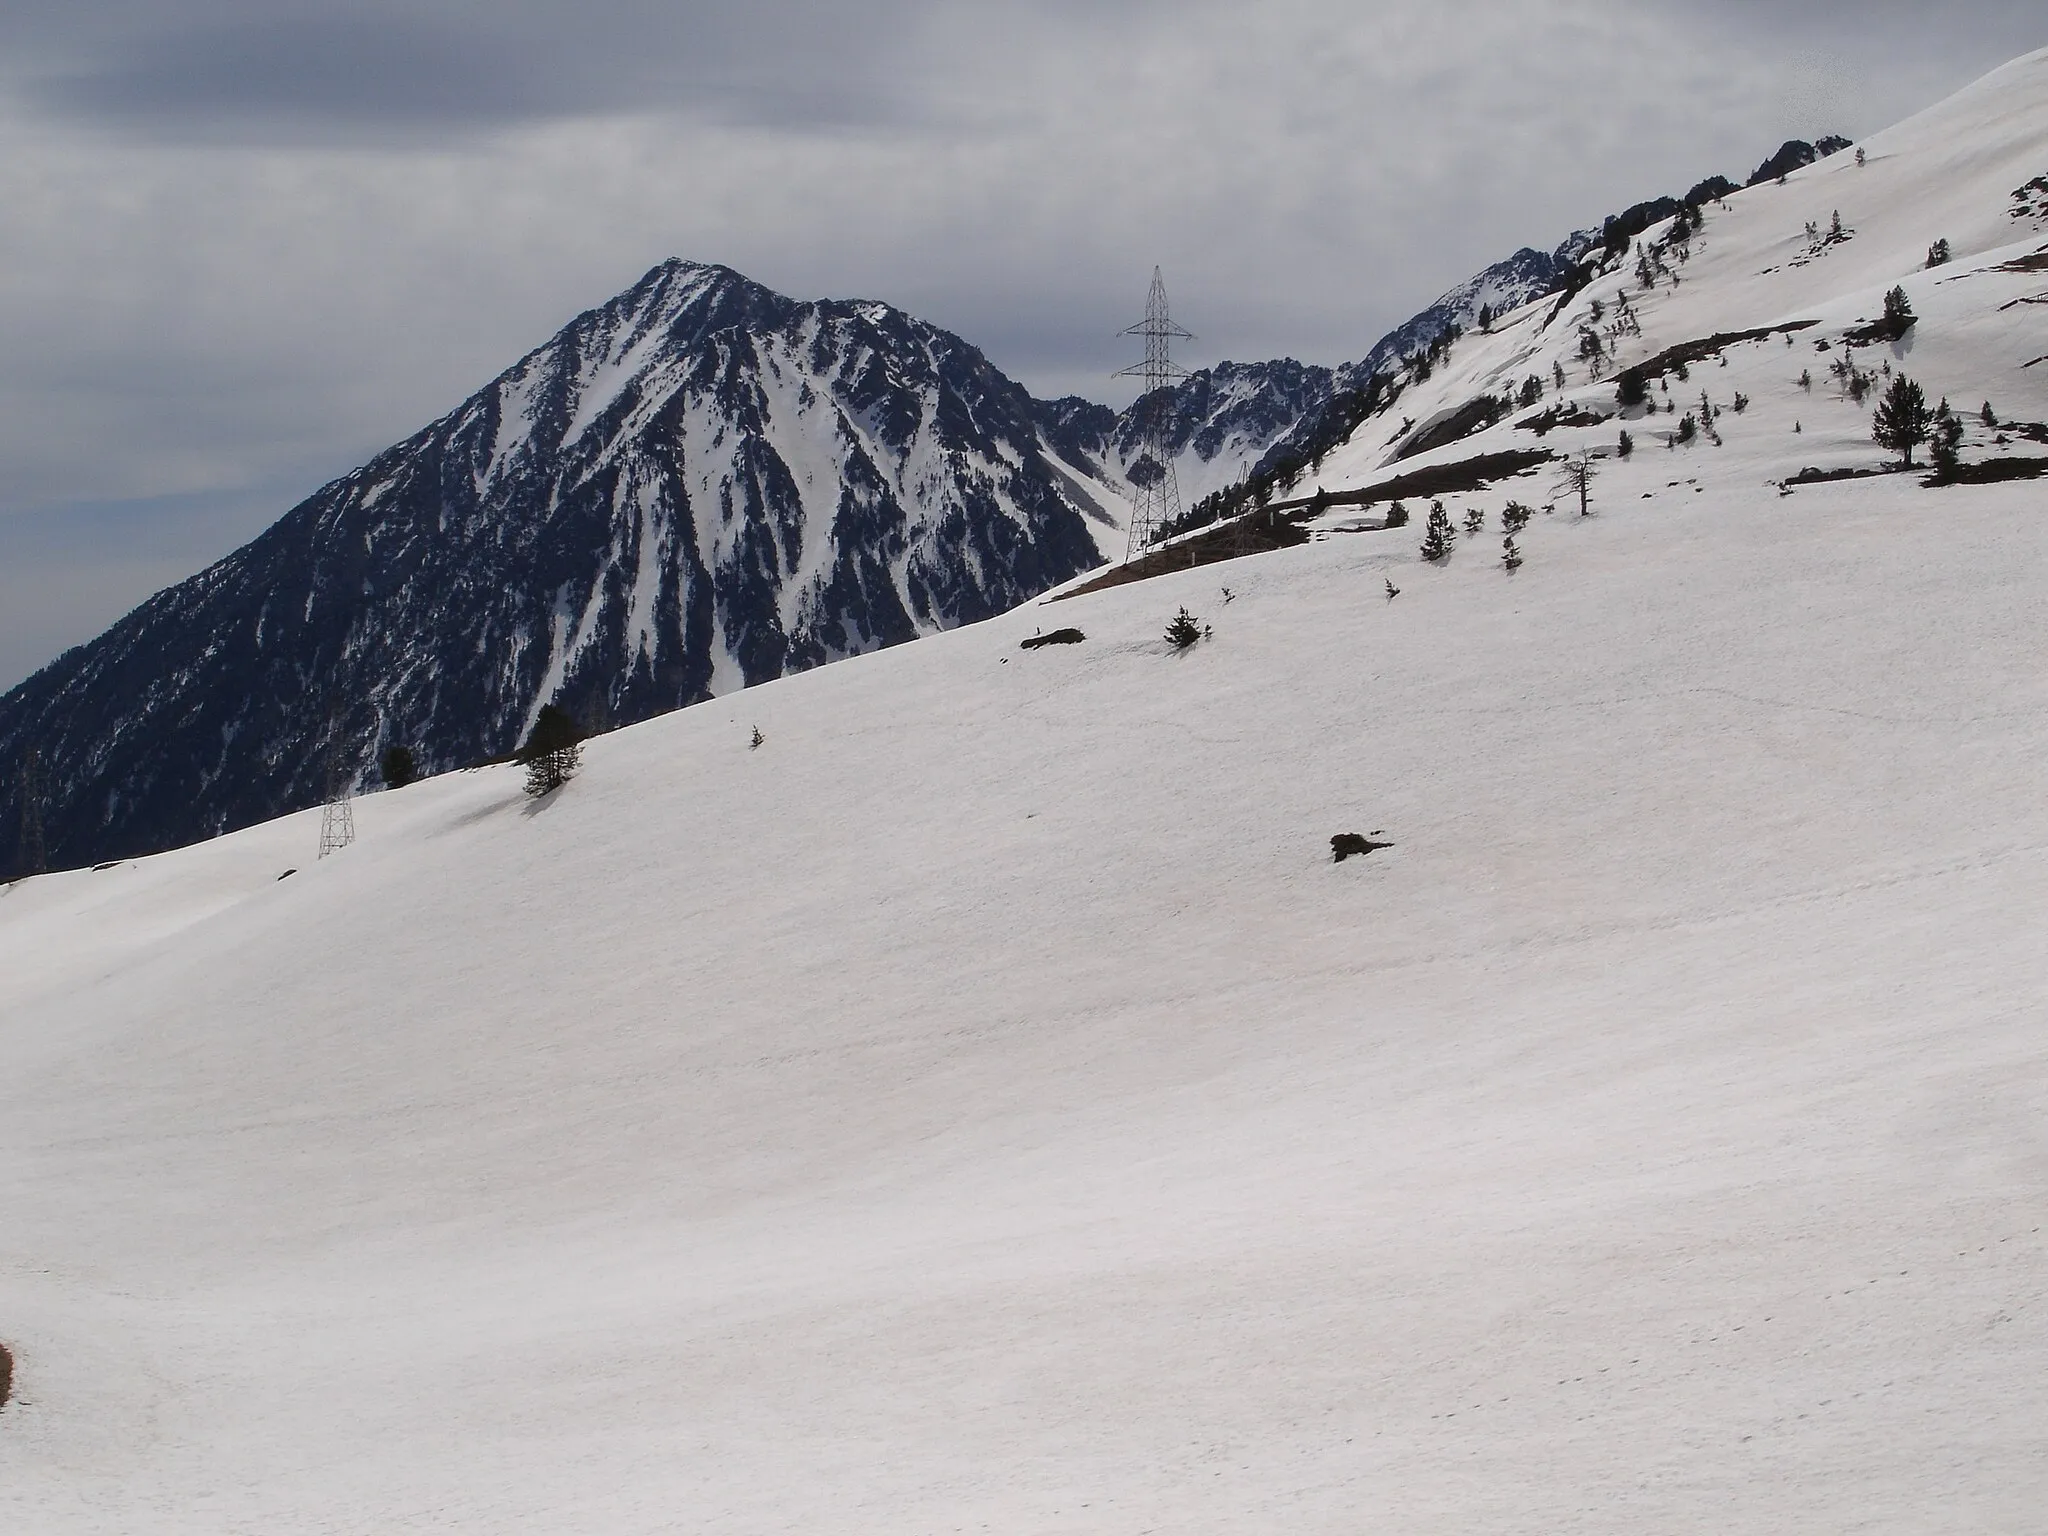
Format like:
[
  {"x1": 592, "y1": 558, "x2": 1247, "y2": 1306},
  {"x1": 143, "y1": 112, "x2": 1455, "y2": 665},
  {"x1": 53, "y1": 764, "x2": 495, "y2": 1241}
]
[{"x1": 1, "y1": 1, "x2": 2041, "y2": 689}]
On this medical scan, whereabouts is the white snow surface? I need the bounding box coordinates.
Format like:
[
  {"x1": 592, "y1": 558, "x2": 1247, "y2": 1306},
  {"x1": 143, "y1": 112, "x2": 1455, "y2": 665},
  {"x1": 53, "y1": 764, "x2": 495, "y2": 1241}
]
[
  {"x1": 1295, "y1": 47, "x2": 2048, "y2": 506},
  {"x1": 6, "y1": 52, "x2": 2048, "y2": 1536}
]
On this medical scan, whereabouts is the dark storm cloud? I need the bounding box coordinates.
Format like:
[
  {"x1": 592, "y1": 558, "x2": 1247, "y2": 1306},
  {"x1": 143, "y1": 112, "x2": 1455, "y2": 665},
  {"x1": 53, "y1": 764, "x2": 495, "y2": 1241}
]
[{"x1": 5, "y1": 0, "x2": 948, "y2": 138}]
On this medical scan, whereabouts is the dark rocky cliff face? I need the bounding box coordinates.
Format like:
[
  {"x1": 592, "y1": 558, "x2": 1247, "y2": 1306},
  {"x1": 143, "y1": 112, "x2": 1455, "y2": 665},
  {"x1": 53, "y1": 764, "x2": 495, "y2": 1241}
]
[{"x1": 0, "y1": 261, "x2": 1115, "y2": 871}]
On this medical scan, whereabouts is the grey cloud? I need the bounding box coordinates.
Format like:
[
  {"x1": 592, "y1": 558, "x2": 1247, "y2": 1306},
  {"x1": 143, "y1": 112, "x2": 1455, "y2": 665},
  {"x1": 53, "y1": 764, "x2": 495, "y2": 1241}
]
[
  {"x1": 28, "y1": 17, "x2": 568, "y2": 134},
  {"x1": 8, "y1": 0, "x2": 952, "y2": 139}
]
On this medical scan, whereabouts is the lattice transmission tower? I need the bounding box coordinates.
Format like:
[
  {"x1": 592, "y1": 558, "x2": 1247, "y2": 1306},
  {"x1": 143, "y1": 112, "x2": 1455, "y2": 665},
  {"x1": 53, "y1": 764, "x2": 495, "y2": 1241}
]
[
  {"x1": 317, "y1": 712, "x2": 355, "y2": 859},
  {"x1": 1115, "y1": 267, "x2": 1194, "y2": 561}
]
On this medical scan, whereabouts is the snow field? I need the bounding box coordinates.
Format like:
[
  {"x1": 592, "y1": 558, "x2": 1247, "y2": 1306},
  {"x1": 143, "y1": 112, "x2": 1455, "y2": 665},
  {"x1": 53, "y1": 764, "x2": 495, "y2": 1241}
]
[
  {"x1": 4, "y1": 462, "x2": 2047, "y2": 1532},
  {"x1": 7, "y1": 44, "x2": 2048, "y2": 1536}
]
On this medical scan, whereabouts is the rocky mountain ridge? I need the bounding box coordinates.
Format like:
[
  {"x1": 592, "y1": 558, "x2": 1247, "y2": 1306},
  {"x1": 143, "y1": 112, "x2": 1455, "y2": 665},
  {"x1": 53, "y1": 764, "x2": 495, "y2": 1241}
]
[{"x1": 0, "y1": 261, "x2": 1118, "y2": 868}]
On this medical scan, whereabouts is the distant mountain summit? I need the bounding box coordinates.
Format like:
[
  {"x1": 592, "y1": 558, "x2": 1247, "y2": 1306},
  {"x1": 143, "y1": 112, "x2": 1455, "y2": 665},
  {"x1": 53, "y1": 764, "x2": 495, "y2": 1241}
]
[
  {"x1": 0, "y1": 127, "x2": 1872, "y2": 874},
  {"x1": 1748, "y1": 136, "x2": 1855, "y2": 186},
  {"x1": 1037, "y1": 357, "x2": 1341, "y2": 506},
  {"x1": 0, "y1": 260, "x2": 1123, "y2": 868}
]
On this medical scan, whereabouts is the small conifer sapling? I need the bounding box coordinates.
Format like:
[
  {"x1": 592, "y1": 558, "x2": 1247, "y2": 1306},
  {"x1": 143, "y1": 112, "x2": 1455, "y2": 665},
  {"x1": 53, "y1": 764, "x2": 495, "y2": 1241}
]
[{"x1": 1165, "y1": 607, "x2": 1208, "y2": 650}]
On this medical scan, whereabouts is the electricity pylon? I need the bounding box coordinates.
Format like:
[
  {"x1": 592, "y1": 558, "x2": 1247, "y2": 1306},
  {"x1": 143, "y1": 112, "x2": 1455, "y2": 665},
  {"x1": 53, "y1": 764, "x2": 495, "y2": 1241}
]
[
  {"x1": 1115, "y1": 267, "x2": 1193, "y2": 561},
  {"x1": 317, "y1": 712, "x2": 355, "y2": 859}
]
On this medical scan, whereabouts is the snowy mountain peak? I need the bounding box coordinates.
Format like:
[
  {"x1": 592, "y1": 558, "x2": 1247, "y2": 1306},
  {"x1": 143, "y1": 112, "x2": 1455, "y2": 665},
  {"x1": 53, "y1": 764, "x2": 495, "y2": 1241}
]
[{"x1": 0, "y1": 264, "x2": 1118, "y2": 870}]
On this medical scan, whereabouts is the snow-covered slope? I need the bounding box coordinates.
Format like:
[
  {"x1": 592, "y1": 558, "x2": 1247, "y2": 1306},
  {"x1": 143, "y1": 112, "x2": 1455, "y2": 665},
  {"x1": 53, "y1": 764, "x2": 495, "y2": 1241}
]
[
  {"x1": 1287, "y1": 49, "x2": 2048, "y2": 505},
  {"x1": 0, "y1": 261, "x2": 1124, "y2": 872},
  {"x1": 4, "y1": 49, "x2": 2048, "y2": 1536},
  {"x1": 5, "y1": 464, "x2": 2046, "y2": 1535}
]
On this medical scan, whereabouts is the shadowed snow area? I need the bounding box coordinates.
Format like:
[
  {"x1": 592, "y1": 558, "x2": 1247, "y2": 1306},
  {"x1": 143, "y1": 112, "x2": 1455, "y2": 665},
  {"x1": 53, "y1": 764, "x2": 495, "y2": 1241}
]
[{"x1": 4, "y1": 47, "x2": 2048, "y2": 1536}]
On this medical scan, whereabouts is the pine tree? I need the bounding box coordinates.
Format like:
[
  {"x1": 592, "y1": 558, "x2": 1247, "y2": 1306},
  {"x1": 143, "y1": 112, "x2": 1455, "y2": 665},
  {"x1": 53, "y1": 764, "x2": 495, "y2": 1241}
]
[
  {"x1": 1615, "y1": 367, "x2": 1648, "y2": 409},
  {"x1": 1881, "y1": 285, "x2": 1915, "y2": 329},
  {"x1": 1617, "y1": 429, "x2": 1634, "y2": 459},
  {"x1": 1419, "y1": 502, "x2": 1456, "y2": 562},
  {"x1": 518, "y1": 704, "x2": 584, "y2": 797},
  {"x1": 1165, "y1": 607, "x2": 1206, "y2": 649},
  {"x1": 1871, "y1": 374, "x2": 1933, "y2": 467},
  {"x1": 1556, "y1": 454, "x2": 1598, "y2": 516},
  {"x1": 378, "y1": 744, "x2": 419, "y2": 790},
  {"x1": 1928, "y1": 398, "x2": 1963, "y2": 481},
  {"x1": 1502, "y1": 534, "x2": 1523, "y2": 573},
  {"x1": 1463, "y1": 508, "x2": 1485, "y2": 536}
]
